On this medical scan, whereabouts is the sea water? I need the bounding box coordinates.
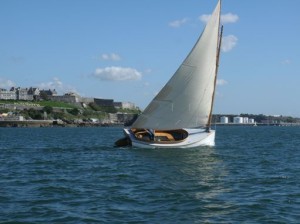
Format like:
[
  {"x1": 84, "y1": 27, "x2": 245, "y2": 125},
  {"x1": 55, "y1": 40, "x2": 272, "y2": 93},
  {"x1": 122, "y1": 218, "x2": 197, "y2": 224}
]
[{"x1": 0, "y1": 126, "x2": 299, "y2": 223}]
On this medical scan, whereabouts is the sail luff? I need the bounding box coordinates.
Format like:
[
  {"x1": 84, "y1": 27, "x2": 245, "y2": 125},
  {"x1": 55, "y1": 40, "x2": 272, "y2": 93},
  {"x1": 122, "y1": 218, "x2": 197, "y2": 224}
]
[
  {"x1": 207, "y1": 1, "x2": 223, "y2": 129},
  {"x1": 132, "y1": 1, "x2": 221, "y2": 130}
]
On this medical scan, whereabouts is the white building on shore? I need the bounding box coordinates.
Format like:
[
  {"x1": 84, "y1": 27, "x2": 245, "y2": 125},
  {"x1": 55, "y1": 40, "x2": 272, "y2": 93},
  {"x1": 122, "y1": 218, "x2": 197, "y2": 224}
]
[
  {"x1": 220, "y1": 116, "x2": 229, "y2": 124},
  {"x1": 249, "y1": 118, "x2": 255, "y2": 124},
  {"x1": 233, "y1": 117, "x2": 243, "y2": 124}
]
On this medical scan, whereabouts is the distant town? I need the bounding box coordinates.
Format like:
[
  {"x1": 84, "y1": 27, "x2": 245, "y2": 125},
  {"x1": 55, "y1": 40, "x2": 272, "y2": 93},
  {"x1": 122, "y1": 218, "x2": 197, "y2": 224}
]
[
  {"x1": 0, "y1": 86, "x2": 137, "y2": 110},
  {"x1": 0, "y1": 86, "x2": 300, "y2": 127},
  {"x1": 0, "y1": 86, "x2": 139, "y2": 127}
]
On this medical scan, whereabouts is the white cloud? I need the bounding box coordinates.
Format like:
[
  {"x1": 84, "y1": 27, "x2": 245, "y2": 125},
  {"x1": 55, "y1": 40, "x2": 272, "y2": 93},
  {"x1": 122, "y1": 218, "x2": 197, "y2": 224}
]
[
  {"x1": 200, "y1": 13, "x2": 239, "y2": 24},
  {"x1": 217, "y1": 79, "x2": 228, "y2": 86},
  {"x1": 169, "y1": 18, "x2": 189, "y2": 28},
  {"x1": 222, "y1": 35, "x2": 238, "y2": 52},
  {"x1": 39, "y1": 77, "x2": 62, "y2": 89},
  {"x1": 199, "y1": 14, "x2": 211, "y2": 24},
  {"x1": 0, "y1": 78, "x2": 16, "y2": 89},
  {"x1": 221, "y1": 13, "x2": 239, "y2": 24},
  {"x1": 38, "y1": 77, "x2": 77, "y2": 94},
  {"x1": 101, "y1": 53, "x2": 121, "y2": 61},
  {"x1": 93, "y1": 66, "x2": 142, "y2": 81}
]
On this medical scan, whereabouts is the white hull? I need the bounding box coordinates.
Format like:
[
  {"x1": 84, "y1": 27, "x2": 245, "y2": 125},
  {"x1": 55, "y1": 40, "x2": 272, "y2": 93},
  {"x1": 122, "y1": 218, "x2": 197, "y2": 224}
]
[{"x1": 124, "y1": 128, "x2": 215, "y2": 149}]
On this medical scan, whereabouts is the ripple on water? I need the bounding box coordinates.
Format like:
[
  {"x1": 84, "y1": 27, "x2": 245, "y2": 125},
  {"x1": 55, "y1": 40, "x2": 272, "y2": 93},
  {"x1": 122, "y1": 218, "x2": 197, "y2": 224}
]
[{"x1": 0, "y1": 126, "x2": 300, "y2": 223}]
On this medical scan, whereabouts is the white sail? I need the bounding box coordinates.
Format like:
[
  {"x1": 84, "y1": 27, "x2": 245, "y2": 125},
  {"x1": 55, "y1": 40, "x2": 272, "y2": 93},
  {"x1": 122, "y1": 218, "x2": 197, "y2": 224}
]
[{"x1": 132, "y1": 1, "x2": 221, "y2": 130}]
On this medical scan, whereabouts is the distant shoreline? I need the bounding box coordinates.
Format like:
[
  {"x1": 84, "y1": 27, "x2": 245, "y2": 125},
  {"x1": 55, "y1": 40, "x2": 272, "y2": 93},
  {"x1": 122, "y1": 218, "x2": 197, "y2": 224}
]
[
  {"x1": 1, "y1": 120, "x2": 300, "y2": 128},
  {"x1": 0, "y1": 120, "x2": 123, "y2": 128},
  {"x1": 213, "y1": 123, "x2": 300, "y2": 127}
]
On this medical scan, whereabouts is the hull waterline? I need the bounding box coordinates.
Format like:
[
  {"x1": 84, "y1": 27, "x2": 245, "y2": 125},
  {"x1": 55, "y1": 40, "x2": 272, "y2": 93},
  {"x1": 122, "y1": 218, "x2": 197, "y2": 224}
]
[{"x1": 123, "y1": 128, "x2": 215, "y2": 149}]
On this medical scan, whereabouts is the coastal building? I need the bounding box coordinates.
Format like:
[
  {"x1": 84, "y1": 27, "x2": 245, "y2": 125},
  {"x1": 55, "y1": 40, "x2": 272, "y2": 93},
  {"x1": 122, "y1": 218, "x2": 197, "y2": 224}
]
[
  {"x1": 94, "y1": 98, "x2": 114, "y2": 107},
  {"x1": 16, "y1": 88, "x2": 33, "y2": 101},
  {"x1": 0, "y1": 88, "x2": 17, "y2": 100},
  {"x1": 40, "y1": 89, "x2": 57, "y2": 96},
  {"x1": 28, "y1": 87, "x2": 40, "y2": 95},
  {"x1": 249, "y1": 118, "x2": 255, "y2": 124},
  {"x1": 220, "y1": 116, "x2": 229, "y2": 124},
  {"x1": 28, "y1": 87, "x2": 40, "y2": 100},
  {"x1": 0, "y1": 113, "x2": 24, "y2": 121},
  {"x1": 49, "y1": 92, "x2": 81, "y2": 104},
  {"x1": 233, "y1": 117, "x2": 243, "y2": 124},
  {"x1": 1, "y1": 87, "x2": 34, "y2": 101},
  {"x1": 243, "y1": 117, "x2": 249, "y2": 124},
  {"x1": 1, "y1": 86, "x2": 139, "y2": 116}
]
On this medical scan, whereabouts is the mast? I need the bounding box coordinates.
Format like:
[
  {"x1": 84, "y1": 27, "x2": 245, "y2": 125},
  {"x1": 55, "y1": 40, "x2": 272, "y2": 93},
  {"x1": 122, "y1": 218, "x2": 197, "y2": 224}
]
[{"x1": 206, "y1": 6, "x2": 223, "y2": 131}]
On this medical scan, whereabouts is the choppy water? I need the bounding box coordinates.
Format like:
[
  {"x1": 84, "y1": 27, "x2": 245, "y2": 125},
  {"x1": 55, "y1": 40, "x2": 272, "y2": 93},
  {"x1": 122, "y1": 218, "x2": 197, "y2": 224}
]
[{"x1": 0, "y1": 126, "x2": 299, "y2": 223}]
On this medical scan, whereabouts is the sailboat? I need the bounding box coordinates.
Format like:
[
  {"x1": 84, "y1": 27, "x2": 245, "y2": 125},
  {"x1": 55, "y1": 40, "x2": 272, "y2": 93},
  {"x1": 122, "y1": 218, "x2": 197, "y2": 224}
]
[{"x1": 115, "y1": 0, "x2": 223, "y2": 149}]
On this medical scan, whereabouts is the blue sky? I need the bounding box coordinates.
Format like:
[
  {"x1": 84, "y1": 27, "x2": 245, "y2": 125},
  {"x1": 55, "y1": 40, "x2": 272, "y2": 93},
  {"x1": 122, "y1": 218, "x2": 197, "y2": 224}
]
[{"x1": 1, "y1": 0, "x2": 300, "y2": 117}]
